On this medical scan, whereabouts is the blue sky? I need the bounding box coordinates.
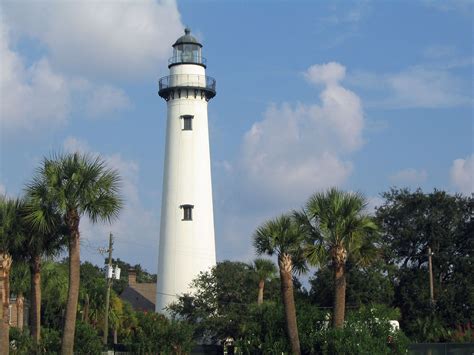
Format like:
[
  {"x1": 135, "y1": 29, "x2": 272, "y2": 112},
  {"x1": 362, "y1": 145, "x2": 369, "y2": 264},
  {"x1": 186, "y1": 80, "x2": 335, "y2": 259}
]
[{"x1": 0, "y1": 0, "x2": 472, "y2": 273}]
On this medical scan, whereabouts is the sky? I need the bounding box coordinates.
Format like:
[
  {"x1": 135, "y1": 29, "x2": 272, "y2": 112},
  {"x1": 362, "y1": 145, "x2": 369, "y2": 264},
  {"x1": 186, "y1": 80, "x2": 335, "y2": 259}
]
[{"x1": 0, "y1": 0, "x2": 473, "y2": 274}]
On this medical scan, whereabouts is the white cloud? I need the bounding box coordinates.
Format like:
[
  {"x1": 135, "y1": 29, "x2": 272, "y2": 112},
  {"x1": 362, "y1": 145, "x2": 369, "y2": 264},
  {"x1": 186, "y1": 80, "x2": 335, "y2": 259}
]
[
  {"x1": 1, "y1": 1, "x2": 182, "y2": 133},
  {"x1": 423, "y1": 0, "x2": 473, "y2": 14},
  {"x1": 390, "y1": 168, "x2": 428, "y2": 185},
  {"x1": 2, "y1": 0, "x2": 183, "y2": 81},
  {"x1": 450, "y1": 154, "x2": 474, "y2": 195},
  {"x1": 239, "y1": 62, "x2": 364, "y2": 207},
  {"x1": 347, "y1": 66, "x2": 472, "y2": 109},
  {"x1": 305, "y1": 62, "x2": 346, "y2": 85},
  {"x1": 85, "y1": 85, "x2": 131, "y2": 119},
  {"x1": 386, "y1": 67, "x2": 472, "y2": 108},
  {"x1": 0, "y1": 21, "x2": 70, "y2": 131},
  {"x1": 0, "y1": 19, "x2": 134, "y2": 132},
  {"x1": 0, "y1": 184, "x2": 5, "y2": 196}
]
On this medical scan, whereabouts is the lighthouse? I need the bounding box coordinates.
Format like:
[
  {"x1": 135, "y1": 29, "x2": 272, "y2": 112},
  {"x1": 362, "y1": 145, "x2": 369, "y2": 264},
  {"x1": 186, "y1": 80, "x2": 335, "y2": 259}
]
[{"x1": 156, "y1": 28, "x2": 217, "y2": 312}]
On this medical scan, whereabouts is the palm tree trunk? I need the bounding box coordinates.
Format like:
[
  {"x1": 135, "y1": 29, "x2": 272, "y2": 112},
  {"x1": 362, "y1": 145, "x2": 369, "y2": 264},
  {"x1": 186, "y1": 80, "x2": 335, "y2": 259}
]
[
  {"x1": 83, "y1": 293, "x2": 89, "y2": 324},
  {"x1": 0, "y1": 253, "x2": 12, "y2": 355},
  {"x1": 0, "y1": 283, "x2": 6, "y2": 355},
  {"x1": 257, "y1": 279, "x2": 265, "y2": 305},
  {"x1": 333, "y1": 262, "x2": 346, "y2": 328},
  {"x1": 61, "y1": 211, "x2": 81, "y2": 355},
  {"x1": 30, "y1": 255, "x2": 42, "y2": 343},
  {"x1": 279, "y1": 254, "x2": 300, "y2": 355},
  {"x1": 16, "y1": 293, "x2": 24, "y2": 330}
]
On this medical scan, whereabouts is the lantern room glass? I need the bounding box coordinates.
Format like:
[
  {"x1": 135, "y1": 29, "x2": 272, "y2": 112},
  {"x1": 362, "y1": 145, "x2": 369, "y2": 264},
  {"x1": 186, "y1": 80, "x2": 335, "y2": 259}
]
[{"x1": 173, "y1": 44, "x2": 202, "y2": 64}]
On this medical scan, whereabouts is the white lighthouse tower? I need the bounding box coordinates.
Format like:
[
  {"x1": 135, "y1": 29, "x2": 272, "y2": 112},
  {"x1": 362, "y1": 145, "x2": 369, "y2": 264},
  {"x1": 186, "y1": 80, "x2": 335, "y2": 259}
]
[{"x1": 156, "y1": 28, "x2": 217, "y2": 312}]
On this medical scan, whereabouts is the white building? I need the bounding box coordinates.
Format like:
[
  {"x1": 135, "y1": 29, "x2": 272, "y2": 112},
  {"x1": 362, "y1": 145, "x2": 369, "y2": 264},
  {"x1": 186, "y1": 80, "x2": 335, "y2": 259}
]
[{"x1": 156, "y1": 28, "x2": 217, "y2": 313}]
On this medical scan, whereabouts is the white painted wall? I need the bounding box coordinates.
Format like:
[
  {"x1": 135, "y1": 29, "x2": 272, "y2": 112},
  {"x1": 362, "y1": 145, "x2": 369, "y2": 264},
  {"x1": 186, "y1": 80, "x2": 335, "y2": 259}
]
[{"x1": 156, "y1": 62, "x2": 216, "y2": 313}]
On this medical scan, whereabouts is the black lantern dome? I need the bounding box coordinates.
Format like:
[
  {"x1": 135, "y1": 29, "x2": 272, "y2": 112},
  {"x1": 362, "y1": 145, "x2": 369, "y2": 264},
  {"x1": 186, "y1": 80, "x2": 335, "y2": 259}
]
[{"x1": 169, "y1": 28, "x2": 206, "y2": 67}]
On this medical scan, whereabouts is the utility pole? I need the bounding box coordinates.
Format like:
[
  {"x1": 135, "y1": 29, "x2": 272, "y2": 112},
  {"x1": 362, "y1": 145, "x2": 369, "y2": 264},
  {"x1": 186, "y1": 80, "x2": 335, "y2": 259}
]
[
  {"x1": 428, "y1": 246, "x2": 434, "y2": 306},
  {"x1": 103, "y1": 232, "x2": 113, "y2": 346}
]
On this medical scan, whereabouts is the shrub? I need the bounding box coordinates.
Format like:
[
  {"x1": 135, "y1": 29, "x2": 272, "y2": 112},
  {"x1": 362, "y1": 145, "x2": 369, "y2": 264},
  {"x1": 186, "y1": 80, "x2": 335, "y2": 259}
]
[
  {"x1": 309, "y1": 305, "x2": 410, "y2": 355},
  {"x1": 74, "y1": 321, "x2": 102, "y2": 354},
  {"x1": 123, "y1": 312, "x2": 194, "y2": 354},
  {"x1": 9, "y1": 328, "x2": 33, "y2": 354},
  {"x1": 39, "y1": 327, "x2": 61, "y2": 354}
]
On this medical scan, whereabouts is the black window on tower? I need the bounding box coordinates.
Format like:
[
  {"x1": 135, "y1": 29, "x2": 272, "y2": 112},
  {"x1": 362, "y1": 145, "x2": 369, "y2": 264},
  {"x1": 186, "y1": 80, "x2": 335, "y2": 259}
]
[
  {"x1": 182, "y1": 115, "x2": 193, "y2": 131},
  {"x1": 180, "y1": 204, "x2": 194, "y2": 221}
]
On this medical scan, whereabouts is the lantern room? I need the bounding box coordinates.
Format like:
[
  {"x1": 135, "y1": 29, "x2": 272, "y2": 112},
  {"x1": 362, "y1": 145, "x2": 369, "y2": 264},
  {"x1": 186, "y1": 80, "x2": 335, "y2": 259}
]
[{"x1": 169, "y1": 28, "x2": 206, "y2": 67}]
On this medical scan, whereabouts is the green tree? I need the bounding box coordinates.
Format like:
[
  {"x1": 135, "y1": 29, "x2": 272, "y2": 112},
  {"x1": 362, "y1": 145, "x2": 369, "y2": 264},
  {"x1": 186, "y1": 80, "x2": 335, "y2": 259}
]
[
  {"x1": 252, "y1": 258, "x2": 277, "y2": 305},
  {"x1": 376, "y1": 188, "x2": 473, "y2": 339},
  {"x1": 41, "y1": 260, "x2": 69, "y2": 330},
  {"x1": 18, "y1": 194, "x2": 65, "y2": 344},
  {"x1": 303, "y1": 188, "x2": 378, "y2": 328},
  {"x1": 253, "y1": 214, "x2": 307, "y2": 355},
  {"x1": 309, "y1": 259, "x2": 395, "y2": 309},
  {"x1": 79, "y1": 261, "x2": 107, "y2": 326},
  {"x1": 125, "y1": 312, "x2": 193, "y2": 354},
  {"x1": 26, "y1": 153, "x2": 122, "y2": 354},
  {"x1": 169, "y1": 261, "x2": 257, "y2": 342}
]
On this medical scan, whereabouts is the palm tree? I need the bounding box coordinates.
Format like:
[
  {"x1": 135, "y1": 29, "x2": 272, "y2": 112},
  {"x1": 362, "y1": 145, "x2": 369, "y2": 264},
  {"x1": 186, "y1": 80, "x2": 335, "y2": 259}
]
[
  {"x1": 304, "y1": 188, "x2": 378, "y2": 328},
  {"x1": 252, "y1": 258, "x2": 277, "y2": 305},
  {"x1": 20, "y1": 196, "x2": 65, "y2": 344},
  {"x1": 253, "y1": 214, "x2": 307, "y2": 355},
  {"x1": 0, "y1": 196, "x2": 24, "y2": 353},
  {"x1": 26, "y1": 153, "x2": 122, "y2": 354}
]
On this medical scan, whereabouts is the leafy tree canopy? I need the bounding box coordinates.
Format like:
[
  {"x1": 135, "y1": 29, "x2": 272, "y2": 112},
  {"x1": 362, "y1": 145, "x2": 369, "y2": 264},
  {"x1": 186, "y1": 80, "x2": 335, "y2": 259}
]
[{"x1": 376, "y1": 188, "x2": 473, "y2": 337}]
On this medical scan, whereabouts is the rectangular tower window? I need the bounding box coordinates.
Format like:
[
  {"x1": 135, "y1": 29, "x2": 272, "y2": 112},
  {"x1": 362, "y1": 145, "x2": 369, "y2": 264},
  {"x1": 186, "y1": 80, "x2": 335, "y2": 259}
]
[
  {"x1": 180, "y1": 204, "x2": 194, "y2": 221},
  {"x1": 181, "y1": 115, "x2": 193, "y2": 131}
]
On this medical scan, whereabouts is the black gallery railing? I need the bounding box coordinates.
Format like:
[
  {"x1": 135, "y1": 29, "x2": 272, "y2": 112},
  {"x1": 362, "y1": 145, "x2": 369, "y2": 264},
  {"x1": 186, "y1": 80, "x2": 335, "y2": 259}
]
[
  {"x1": 158, "y1": 74, "x2": 216, "y2": 93},
  {"x1": 168, "y1": 55, "x2": 207, "y2": 66}
]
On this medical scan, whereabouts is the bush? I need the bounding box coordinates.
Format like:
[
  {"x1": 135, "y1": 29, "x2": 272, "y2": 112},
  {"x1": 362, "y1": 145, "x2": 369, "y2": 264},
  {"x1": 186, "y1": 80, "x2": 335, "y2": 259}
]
[
  {"x1": 39, "y1": 327, "x2": 61, "y2": 354},
  {"x1": 123, "y1": 312, "x2": 194, "y2": 354},
  {"x1": 9, "y1": 328, "x2": 33, "y2": 354},
  {"x1": 309, "y1": 305, "x2": 410, "y2": 355},
  {"x1": 74, "y1": 321, "x2": 102, "y2": 354},
  {"x1": 236, "y1": 302, "x2": 289, "y2": 354}
]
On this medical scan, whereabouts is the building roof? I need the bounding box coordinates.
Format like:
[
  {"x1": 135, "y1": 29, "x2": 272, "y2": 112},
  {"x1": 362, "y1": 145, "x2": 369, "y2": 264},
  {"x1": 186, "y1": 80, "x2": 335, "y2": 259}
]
[
  {"x1": 120, "y1": 283, "x2": 156, "y2": 312},
  {"x1": 119, "y1": 269, "x2": 156, "y2": 312},
  {"x1": 173, "y1": 28, "x2": 202, "y2": 47}
]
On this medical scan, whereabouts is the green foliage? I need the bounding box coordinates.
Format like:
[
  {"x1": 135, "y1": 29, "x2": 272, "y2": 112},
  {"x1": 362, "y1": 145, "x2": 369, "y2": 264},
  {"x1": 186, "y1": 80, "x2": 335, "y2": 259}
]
[
  {"x1": 309, "y1": 260, "x2": 395, "y2": 308},
  {"x1": 79, "y1": 261, "x2": 107, "y2": 325},
  {"x1": 252, "y1": 258, "x2": 277, "y2": 282},
  {"x1": 169, "y1": 261, "x2": 259, "y2": 342},
  {"x1": 9, "y1": 328, "x2": 33, "y2": 354},
  {"x1": 41, "y1": 260, "x2": 69, "y2": 330},
  {"x1": 10, "y1": 261, "x2": 30, "y2": 297},
  {"x1": 308, "y1": 305, "x2": 409, "y2": 355},
  {"x1": 413, "y1": 315, "x2": 451, "y2": 342},
  {"x1": 303, "y1": 187, "x2": 379, "y2": 268},
  {"x1": 0, "y1": 196, "x2": 26, "y2": 257},
  {"x1": 38, "y1": 327, "x2": 61, "y2": 354},
  {"x1": 74, "y1": 321, "x2": 102, "y2": 354},
  {"x1": 26, "y1": 152, "x2": 123, "y2": 228},
  {"x1": 236, "y1": 302, "x2": 289, "y2": 354},
  {"x1": 235, "y1": 301, "x2": 408, "y2": 354},
  {"x1": 253, "y1": 214, "x2": 308, "y2": 274},
  {"x1": 124, "y1": 312, "x2": 194, "y2": 354},
  {"x1": 376, "y1": 188, "x2": 473, "y2": 340}
]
